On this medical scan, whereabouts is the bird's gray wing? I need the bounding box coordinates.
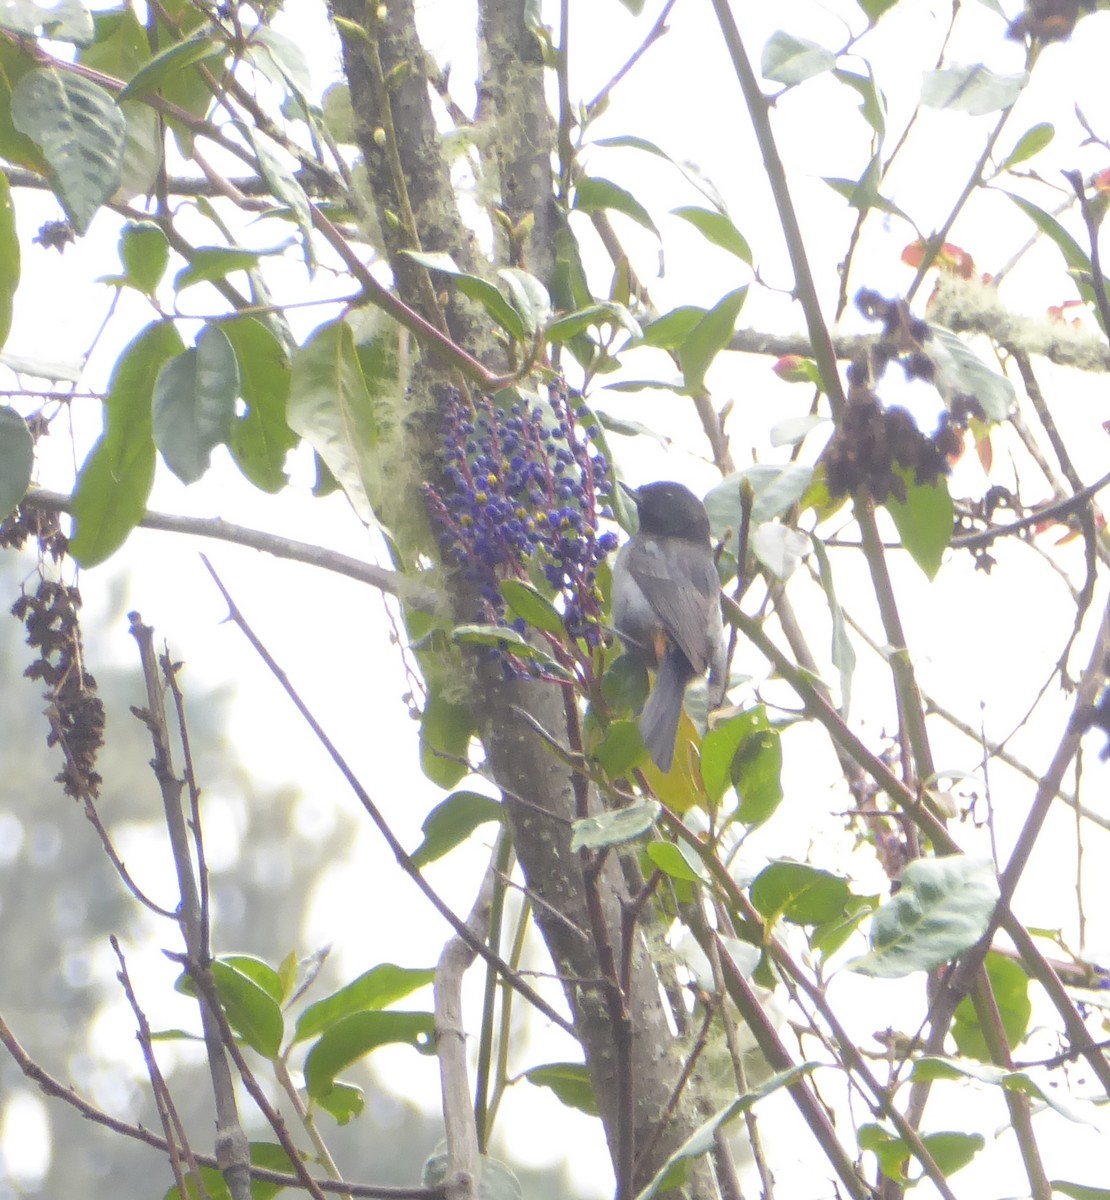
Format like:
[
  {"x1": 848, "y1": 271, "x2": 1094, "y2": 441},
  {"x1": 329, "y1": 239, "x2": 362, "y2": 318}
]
[{"x1": 625, "y1": 538, "x2": 719, "y2": 674}]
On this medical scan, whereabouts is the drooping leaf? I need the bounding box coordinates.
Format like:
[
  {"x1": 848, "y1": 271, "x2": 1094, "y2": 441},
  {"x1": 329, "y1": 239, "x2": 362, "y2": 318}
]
[
  {"x1": 0, "y1": 171, "x2": 18, "y2": 349},
  {"x1": 645, "y1": 840, "x2": 708, "y2": 884},
  {"x1": 118, "y1": 220, "x2": 169, "y2": 295},
  {"x1": 924, "y1": 325, "x2": 1014, "y2": 421},
  {"x1": 573, "y1": 175, "x2": 659, "y2": 238},
  {"x1": 10, "y1": 68, "x2": 125, "y2": 234},
  {"x1": 410, "y1": 791, "x2": 503, "y2": 869},
  {"x1": 221, "y1": 316, "x2": 295, "y2": 493},
  {"x1": 883, "y1": 471, "x2": 953, "y2": 580},
  {"x1": 680, "y1": 287, "x2": 746, "y2": 393},
  {"x1": 248, "y1": 125, "x2": 315, "y2": 271},
  {"x1": 402, "y1": 250, "x2": 526, "y2": 341},
  {"x1": 0, "y1": 406, "x2": 32, "y2": 519},
  {"x1": 639, "y1": 306, "x2": 706, "y2": 350},
  {"x1": 209, "y1": 959, "x2": 284, "y2": 1059},
  {"x1": 419, "y1": 692, "x2": 476, "y2": 789},
  {"x1": 523, "y1": 1062, "x2": 599, "y2": 1116},
  {"x1": 316, "y1": 1081, "x2": 364, "y2": 1125},
  {"x1": 752, "y1": 523, "x2": 810, "y2": 580},
  {"x1": 287, "y1": 313, "x2": 399, "y2": 526},
  {"x1": 671, "y1": 206, "x2": 751, "y2": 264},
  {"x1": 293, "y1": 965, "x2": 435, "y2": 1043},
  {"x1": 70, "y1": 321, "x2": 183, "y2": 566},
  {"x1": 700, "y1": 706, "x2": 770, "y2": 804},
  {"x1": 920, "y1": 64, "x2": 1028, "y2": 116},
  {"x1": 0, "y1": 0, "x2": 93, "y2": 43},
  {"x1": 593, "y1": 718, "x2": 649, "y2": 777},
  {"x1": 115, "y1": 32, "x2": 226, "y2": 103},
  {"x1": 152, "y1": 323, "x2": 239, "y2": 484},
  {"x1": 497, "y1": 267, "x2": 551, "y2": 337},
  {"x1": 634, "y1": 1064, "x2": 819, "y2": 1200},
  {"x1": 570, "y1": 799, "x2": 661, "y2": 851},
  {"x1": 173, "y1": 246, "x2": 265, "y2": 293},
  {"x1": 500, "y1": 579, "x2": 564, "y2": 636},
  {"x1": 911, "y1": 1057, "x2": 1098, "y2": 1125},
  {"x1": 952, "y1": 951, "x2": 1031, "y2": 1060},
  {"x1": 761, "y1": 31, "x2": 837, "y2": 86},
  {"x1": 852, "y1": 856, "x2": 1000, "y2": 978},
  {"x1": 304, "y1": 1011, "x2": 435, "y2": 1098},
  {"x1": 810, "y1": 534, "x2": 855, "y2": 713},
  {"x1": 834, "y1": 66, "x2": 886, "y2": 137}
]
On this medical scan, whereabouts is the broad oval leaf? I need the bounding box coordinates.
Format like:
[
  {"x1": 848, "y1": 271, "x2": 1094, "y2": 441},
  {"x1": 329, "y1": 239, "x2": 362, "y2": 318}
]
[
  {"x1": 1000, "y1": 122, "x2": 1054, "y2": 170},
  {"x1": 497, "y1": 267, "x2": 551, "y2": 337},
  {"x1": 221, "y1": 316, "x2": 295, "y2": 493},
  {"x1": 761, "y1": 31, "x2": 836, "y2": 86},
  {"x1": 952, "y1": 951, "x2": 1031, "y2": 1060},
  {"x1": 11, "y1": 67, "x2": 125, "y2": 234},
  {"x1": 500, "y1": 578, "x2": 564, "y2": 635},
  {"x1": 851, "y1": 855, "x2": 999, "y2": 978},
  {"x1": 751, "y1": 861, "x2": 851, "y2": 926},
  {"x1": 304, "y1": 1010, "x2": 435, "y2": 1098},
  {"x1": 523, "y1": 1062, "x2": 599, "y2": 1116},
  {"x1": 920, "y1": 64, "x2": 1028, "y2": 116},
  {"x1": 210, "y1": 959, "x2": 284, "y2": 1059},
  {"x1": 0, "y1": 406, "x2": 32, "y2": 519},
  {"x1": 0, "y1": 0, "x2": 93, "y2": 43},
  {"x1": 570, "y1": 799, "x2": 661, "y2": 851},
  {"x1": 418, "y1": 692, "x2": 475, "y2": 789},
  {"x1": 118, "y1": 220, "x2": 168, "y2": 295},
  {"x1": 153, "y1": 323, "x2": 239, "y2": 484},
  {"x1": 410, "y1": 790, "x2": 503, "y2": 869},
  {"x1": 883, "y1": 472, "x2": 953, "y2": 581},
  {"x1": 752, "y1": 523, "x2": 810, "y2": 580}
]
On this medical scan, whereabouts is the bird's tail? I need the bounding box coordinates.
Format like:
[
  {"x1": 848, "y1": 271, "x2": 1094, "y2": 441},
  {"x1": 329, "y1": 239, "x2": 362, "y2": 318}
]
[{"x1": 640, "y1": 649, "x2": 691, "y2": 773}]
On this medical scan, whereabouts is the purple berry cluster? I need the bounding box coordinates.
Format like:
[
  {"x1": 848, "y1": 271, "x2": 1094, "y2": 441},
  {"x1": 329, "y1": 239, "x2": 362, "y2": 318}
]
[{"x1": 425, "y1": 383, "x2": 618, "y2": 657}]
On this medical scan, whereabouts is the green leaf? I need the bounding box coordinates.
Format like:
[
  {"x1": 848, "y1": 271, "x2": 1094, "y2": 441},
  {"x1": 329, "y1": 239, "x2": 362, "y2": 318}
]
[
  {"x1": 153, "y1": 323, "x2": 239, "y2": 484},
  {"x1": 115, "y1": 32, "x2": 225, "y2": 103},
  {"x1": 751, "y1": 862, "x2": 851, "y2": 926},
  {"x1": 0, "y1": 41, "x2": 47, "y2": 172},
  {"x1": 210, "y1": 959, "x2": 284, "y2": 1059},
  {"x1": 924, "y1": 325, "x2": 1014, "y2": 421},
  {"x1": 419, "y1": 693, "x2": 475, "y2": 789},
  {"x1": 884, "y1": 471, "x2": 953, "y2": 580},
  {"x1": 118, "y1": 220, "x2": 168, "y2": 295},
  {"x1": 761, "y1": 31, "x2": 837, "y2": 86},
  {"x1": 221, "y1": 316, "x2": 296, "y2": 493},
  {"x1": 639, "y1": 305, "x2": 706, "y2": 350},
  {"x1": 645, "y1": 841, "x2": 706, "y2": 884},
  {"x1": 294, "y1": 965, "x2": 435, "y2": 1043},
  {"x1": 920, "y1": 64, "x2": 1028, "y2": 116},
  {"x1": 70, "y1": 321, "x2": 182, "y2": 566},
  {"x1": 173, "y1": 246, "x2": 263, "y2": 293},
  {"x1": 952, "y1": 952, "x2": 1031, "y2": 1060},
  {"x1": 219, "y1": 955, "x2": 283, "y2": 1003},
  {"x1": 703, "y1": 465, "x2": 813, "y2": 557},
  {"x1": 809, "y1": 894, "x2": 878, "y2": 959},
  {"x1": 10, "y1": 68, "x2": 125, "y2": 234},
  {"x1": 634, "y1": 1064, "x2": 819, "y2": 1200},
  {"x1": 162, "y1": 1141, "x2": 297, "y2": 1200},
  {"x1": 497, "y1": 267, "x2": 551, "y2": 337},
  {"x1": 671, "y1": 206, "x2": 751, "y2": 264},
  {"x1": 410, "y1": 791, "x2": 503, "y2": 869},
  {"x1": 524, "y1": 1062, "x2": 600, "y2": 1116},
  {"x1": 834, "y1": 67, "x2": 886, "y2": 137},
  {"x1": 248, "y1": 125, "x2": 315, "y2": 272},
  {"x1": 734, "y1": 726, "x2": 784, "y2": 824},
  {"x1": 858, "y1": 1124, "x2": 984, "y2": 1182},
  {"x1": 1053, "y1": 1183, "x2": 1110, "y2": 1199},
  {"x1": 450, "y1": 624, "x2": 569, "y2": 676},
  {"x1": 573, "y1": 176, "x2": 660, "y2": 238},
  {"x1": 545, "y1": 301, "x2": 641, "y2": 343},
  {"x1": 315, "y1": 1080, "x2": 364, "y2": 1125},
  {"x1": 570, "y1": 799, "x2": 661, "y2": 851},
  {"x1": 500, "y1": 578, "x2": 564, "y2": 636},
  {"x1": 1000, "y1": 122, "x2": 1054, "y2": 170},
  {"x1": 0, "y1": 0, "x2": 93, "y2": 43},
  {"x1": 810, "y1": 534, "x2": 855, "y2": 714},
  {"x1": 851, "y1": 856, "x2": 999, "y2": 978},
  {"x1": 680, "y1": 287, "x2": 746, "y2": 393},
  {"x1": 304, "y1": 1011, "x2": 435, "y2": 1098},
  {"x1": 856, "y1": 0, "x2": 899, "y2": 21},
  {"x1": 287, "y1": 313, "x2": 399, "y2": 526},
  {"x1": 0, "y1": 172, "x2": 17, "y2": 350},
  {"x1": 911, "y1": 1057, "x2": 1098, "y2": 1125},
  {"x1": 402, "y1": 250, "x2": 525, "y2": 341},
  {"x1": 592, "y1": 719, "x2": 647, "y2": 777},
  {"x1": 592, "y1": 135, "x2": 728, "y2": 212},
  {"x1": 700, "y1": 706, "x2": 769, "y2": 804},
  {"x1": 0, "y1": 406, "x2": 32, "y2": 519}
]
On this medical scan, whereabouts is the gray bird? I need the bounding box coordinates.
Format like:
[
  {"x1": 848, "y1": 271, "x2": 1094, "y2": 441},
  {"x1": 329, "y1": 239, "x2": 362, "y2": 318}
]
[{"x1": 611, "y1": 481, "x2": 726, "y2": 772}]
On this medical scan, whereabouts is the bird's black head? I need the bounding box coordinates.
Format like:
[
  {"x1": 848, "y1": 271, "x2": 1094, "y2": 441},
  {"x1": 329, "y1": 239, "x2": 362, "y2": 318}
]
[{"x1": 623, "y1": 481, "x2": 712, "y2": 543}]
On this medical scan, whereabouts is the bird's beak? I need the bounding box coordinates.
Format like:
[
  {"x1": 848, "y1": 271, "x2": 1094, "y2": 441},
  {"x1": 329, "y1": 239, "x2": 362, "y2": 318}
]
[{"x1": 618, "y1": 480, "x2": 640, "y2": 505}]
